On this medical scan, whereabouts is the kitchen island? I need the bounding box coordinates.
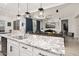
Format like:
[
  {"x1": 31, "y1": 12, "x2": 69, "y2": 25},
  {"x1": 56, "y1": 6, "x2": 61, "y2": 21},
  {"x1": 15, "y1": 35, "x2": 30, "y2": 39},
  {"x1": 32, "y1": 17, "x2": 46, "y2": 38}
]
[{"x1": 0, "y1": 33, "x2": 65, "y2": 56}]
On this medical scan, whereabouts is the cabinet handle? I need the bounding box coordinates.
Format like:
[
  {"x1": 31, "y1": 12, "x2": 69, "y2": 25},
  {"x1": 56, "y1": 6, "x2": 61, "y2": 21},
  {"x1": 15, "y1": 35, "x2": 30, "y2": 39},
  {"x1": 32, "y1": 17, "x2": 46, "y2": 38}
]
[
  {"x1": 10, "y1": 46, "x2": 12, "y2": 52},
  {"x1": 38, "y1": 53, "x2": 46, "y2": 56},
  {"x1": 22, "y1": 46, "x2": 27, "y2": 49}
]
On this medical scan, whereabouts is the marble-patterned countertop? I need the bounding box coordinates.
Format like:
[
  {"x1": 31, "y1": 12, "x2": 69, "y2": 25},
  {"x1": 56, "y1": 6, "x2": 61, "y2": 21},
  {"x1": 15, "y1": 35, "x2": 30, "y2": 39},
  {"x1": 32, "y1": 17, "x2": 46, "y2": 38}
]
[{"x1": 0, "y1": 33, "x2": 65, "y2": 56}]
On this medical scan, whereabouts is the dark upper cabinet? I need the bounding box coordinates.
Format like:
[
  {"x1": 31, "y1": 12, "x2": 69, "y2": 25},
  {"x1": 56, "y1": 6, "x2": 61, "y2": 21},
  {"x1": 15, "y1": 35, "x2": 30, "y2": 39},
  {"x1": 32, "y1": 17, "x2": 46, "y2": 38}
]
[{"x1": 26, "y1": 18, "x2": 33, "y2": 33}]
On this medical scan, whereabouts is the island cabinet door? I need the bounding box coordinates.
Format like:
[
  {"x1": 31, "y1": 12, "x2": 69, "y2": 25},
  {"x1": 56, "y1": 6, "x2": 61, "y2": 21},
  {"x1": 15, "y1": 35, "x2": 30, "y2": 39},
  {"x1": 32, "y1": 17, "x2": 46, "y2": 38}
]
[
  {"x1": 19, "y1": 43, "x2": 33, "y2": 56},
  {"x1": 7, "y1": 39, "x2": 20, "y2": 56}
]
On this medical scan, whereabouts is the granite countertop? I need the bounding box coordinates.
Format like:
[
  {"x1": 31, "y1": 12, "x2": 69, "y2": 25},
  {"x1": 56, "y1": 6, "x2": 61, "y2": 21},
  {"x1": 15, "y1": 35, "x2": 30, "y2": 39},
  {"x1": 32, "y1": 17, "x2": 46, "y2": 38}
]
[{"x1": 0, "y1": 33, "x2": 65, "y2": 56}]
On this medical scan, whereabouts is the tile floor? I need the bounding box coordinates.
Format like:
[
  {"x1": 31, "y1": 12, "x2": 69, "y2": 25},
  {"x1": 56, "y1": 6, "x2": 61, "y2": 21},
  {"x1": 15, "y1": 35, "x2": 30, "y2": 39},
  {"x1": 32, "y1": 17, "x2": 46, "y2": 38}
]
[
  {"x1": 0, "y1": 37, "x2": 79, "y2": 56},
  {"x1": 65, "y1": 37, "x2": 79, "y2": 56}
]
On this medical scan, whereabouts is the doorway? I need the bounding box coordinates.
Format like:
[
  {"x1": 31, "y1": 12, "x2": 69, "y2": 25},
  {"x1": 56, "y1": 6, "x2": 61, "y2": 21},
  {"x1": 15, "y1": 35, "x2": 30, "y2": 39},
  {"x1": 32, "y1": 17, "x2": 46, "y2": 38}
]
[
  {"x1": 61, "y1": 20, "x2": 68, "y2": 36},
  {"x1": 26, "y1": 18, "x2": 33, "y2": 33},
  {"x1": 36, "y1": 20, "x2": 40, "y2": 33}
]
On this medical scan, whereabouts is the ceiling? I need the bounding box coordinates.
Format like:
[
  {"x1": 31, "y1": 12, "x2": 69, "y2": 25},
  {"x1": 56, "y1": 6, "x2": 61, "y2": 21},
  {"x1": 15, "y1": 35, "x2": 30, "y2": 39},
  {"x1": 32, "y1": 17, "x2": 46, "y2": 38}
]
[{"x1": 0, "y1": 3, "x2": 64, "y2": 18}]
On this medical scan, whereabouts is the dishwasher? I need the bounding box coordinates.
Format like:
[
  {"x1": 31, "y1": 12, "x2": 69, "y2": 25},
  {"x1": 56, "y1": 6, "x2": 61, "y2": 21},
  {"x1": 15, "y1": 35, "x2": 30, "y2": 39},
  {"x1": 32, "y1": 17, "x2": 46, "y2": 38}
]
[{"x1": 1, "y1": 37, "x2": 7, "y2": 56}]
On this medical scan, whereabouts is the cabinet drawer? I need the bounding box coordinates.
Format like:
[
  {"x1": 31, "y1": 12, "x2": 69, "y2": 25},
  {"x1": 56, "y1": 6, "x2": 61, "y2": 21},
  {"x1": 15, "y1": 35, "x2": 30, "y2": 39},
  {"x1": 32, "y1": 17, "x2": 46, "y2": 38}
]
[
  {"x1": 33, "y1": 48, "x2": 57, "y2": 56},
  {"x1": 7, "y1": 39, "x2": 19, "y2": 47},
  {"x1": 20, "y1": 43, "x2": 33, "y2": 56}
]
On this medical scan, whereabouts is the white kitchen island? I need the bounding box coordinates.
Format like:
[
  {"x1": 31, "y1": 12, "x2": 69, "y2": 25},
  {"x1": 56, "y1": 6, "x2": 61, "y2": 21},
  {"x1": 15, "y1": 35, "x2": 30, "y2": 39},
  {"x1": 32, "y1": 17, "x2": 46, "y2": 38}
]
[{"x1": 0, "y1": 33, "x2": 65, "y2": 56}]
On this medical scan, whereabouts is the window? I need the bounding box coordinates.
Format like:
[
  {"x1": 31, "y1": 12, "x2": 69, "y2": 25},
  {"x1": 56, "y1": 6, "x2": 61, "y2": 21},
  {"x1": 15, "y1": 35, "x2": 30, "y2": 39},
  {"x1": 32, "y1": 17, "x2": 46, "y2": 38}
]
[
  {"x1": 13, "y1": 20, "x2": 20, "y2": 30},
  {"x1": 7, "y1": 22, "x2": 11, "y2": 26}
]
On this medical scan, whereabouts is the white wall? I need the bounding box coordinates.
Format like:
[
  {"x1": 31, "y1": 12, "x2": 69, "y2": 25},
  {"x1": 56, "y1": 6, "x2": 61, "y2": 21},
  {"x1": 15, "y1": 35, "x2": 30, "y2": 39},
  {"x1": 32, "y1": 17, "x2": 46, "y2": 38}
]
[
  {"x1": 10, "y1": 4, "x2": 79, "y2": 38},
  {"x1": 31, "y1": 4, "x2": 79, "y2": 38},
  {"x1": 20, "y1": 16, "x2": 26, "y2": 34},
  {"x1": 11, "y1": 16, "x2": 26, "y2": 35},
  {"x1": 0, "y1": 16, "x2": 12, "y2": 33},
  {"x1": 73, "y1": 17, "x2": 79, "y2": 38}
]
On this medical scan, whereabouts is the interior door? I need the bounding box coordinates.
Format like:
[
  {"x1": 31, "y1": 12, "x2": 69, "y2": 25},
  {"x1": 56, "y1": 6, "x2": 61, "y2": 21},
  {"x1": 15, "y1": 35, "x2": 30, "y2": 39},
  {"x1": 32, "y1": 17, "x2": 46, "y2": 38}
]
[
  {"x1": 61, "y1": 20, "x2": 68, "y2": 36},
  {"x1": 36, "y1": 20, "x2": 40, "y2": 32},
  {"x1": 26, "y1": 18, "x2": 33, "y2": 33}
]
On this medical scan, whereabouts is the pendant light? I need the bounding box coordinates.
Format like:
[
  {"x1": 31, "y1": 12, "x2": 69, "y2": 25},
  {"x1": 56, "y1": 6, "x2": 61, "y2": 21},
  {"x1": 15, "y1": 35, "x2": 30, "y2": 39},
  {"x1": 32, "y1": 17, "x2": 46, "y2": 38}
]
[
  {"x1": 38, "y1": 3, "x2": 44, "y2": 17},
  {"x1": 25, "y1": 3, "x2": 31, "y2": 18},
  {"x1": 17, "y1": 2, "x2": 21, "y2": 19}
]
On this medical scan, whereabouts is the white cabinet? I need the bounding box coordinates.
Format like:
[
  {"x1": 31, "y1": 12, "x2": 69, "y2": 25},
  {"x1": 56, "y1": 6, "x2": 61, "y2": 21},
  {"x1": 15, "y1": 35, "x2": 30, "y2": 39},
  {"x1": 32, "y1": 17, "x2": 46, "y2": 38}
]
[
  {"x1": 7, "y1": 39, "x2": 19, "y2": 56},
  {"x1": 33, "y1": 48, "x2": 57, "y2": 56},
  {"x1": 19, "y1": 43, "x2": 56, "y2": 56},
  {"x1": 7, "y1": 38, "x2": 61, "y2": 56},
  {"x1": 19, "y1": 43, "x2": 33, "y2": 56}
]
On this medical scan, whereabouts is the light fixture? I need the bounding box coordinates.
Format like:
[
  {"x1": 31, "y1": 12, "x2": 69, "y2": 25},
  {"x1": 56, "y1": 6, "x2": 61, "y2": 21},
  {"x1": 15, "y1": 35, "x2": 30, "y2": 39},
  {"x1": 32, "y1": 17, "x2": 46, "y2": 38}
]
[
  {"x1": 38, "y1": 3, "x2": 44, "y2": 17},
  {"x1": 17, "y1": 14, "x2": 21, "y2": 19},
  {"x1": 17, "y1": 2, "x2": 21, "y2": 19},
  {"x1": 25, "y1": 3, "x2": 31, "y2": 18}
]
